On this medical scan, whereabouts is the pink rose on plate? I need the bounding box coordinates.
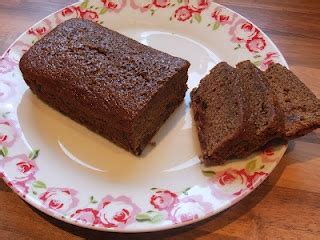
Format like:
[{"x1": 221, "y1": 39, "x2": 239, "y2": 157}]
[
  {"x1": 169, "y1": 195, "x2": 212, "y2": 224},
  {"x1": 0, "y1": 119, "x2": 18, "y2": 147},
  {"x1": 81, "y1": 10, "x2": 99, "y2": 21},
  {"x1": 28, "y1": 21, "x2": 50, "y2": 38},
  {"x1": 55, "y1": 7, "x2": 79, "y2": 24},
  {"x1": 261, "y1": 144, "x2": 280, "y2": 163},
  {"x1": 150, "y1": 190, "x2": 177, "y2": 210},
  {"x1": 246, "y1": 35, "x2": 266, "y2": 52},
  {"x1": 153, "y1": 0, "x2": 170, "y2": 8},
  {"x1": 209, "y1": 168, "x2": 248, "y2": 199},
  {"x1": 174, "y1": 6, "x2": 194, "y2": 21},
  {"x1": 27, "y1": 19, "x2": 52, "y2": 39},
  {"x1": 229, "y1": 19, "x2": 259, "y2": 43},
  {"x1": 71, "y1": 208, "x2": 100, "y2": 225},
  {"x1": 209, "y1": 168, "x2": 267, "y2": 199},
  {"x1": 28, "y1": 27, "x2": 46, "y2": 37},
  {"x1": 0, "y1": 80, "x2": 15, "y2": 102},
  {"x1": 260, "y1": 52, "x2": 279, "y2": 70},
  {"x1": 56, "y1": 7, "x2": 100, "y2": 24},
  {"x1": 185, "y1": 0, "x2": 209, "y2": 11},
  {"x1": 61, "y1": 7, "x2": 76, "y2": 17},
  {"x1": 101, "y1": 0, "x2": 126, "y2": 12},
  {"x1": 39, "y1": 188, "x2": 79, "y2": 214},
  {"x1": 98, "y1": 195, "x2": 140, "y2": 228},
  {"x1": 73, "y1": 7, "x2": 99, "y2": 22},
  {"x1": 211, "y1": 7, "x2": 235, "y2": 25},
  {"x1": 263, "y1": 146, "x2": 275, "y2": 157},
  {"x1": 130, "y1": 0, "x2": 153, "y2": 12},
  {"x1": 0, "y1": 155, "x2": 38, "y2": 194}
]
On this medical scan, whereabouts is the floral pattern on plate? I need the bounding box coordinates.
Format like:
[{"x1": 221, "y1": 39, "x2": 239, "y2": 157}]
[{"x1": 0, "y1": 0, "x2": 287, "y2": 232}]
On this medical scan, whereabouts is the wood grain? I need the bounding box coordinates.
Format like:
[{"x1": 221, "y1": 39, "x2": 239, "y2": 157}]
[{"x1": 1, "y1": 0, "x2": 320, "y2": 239}]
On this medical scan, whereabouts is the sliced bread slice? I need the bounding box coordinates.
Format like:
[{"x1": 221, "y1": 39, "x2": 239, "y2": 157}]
[
  {"x1": 265, "y1": 64, "x2": 320, "y2": 138},
  {"x1": 233, "y1": 61, "x2": 284, "y2": 157},
  {"x1": 191, "y1": 62, "x2": 251, "y2": 165}
]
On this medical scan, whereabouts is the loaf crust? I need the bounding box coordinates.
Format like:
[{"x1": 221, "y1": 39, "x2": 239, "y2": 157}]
[{"x1": 19, "y1": 18, "x2": 190, "y2": 155}]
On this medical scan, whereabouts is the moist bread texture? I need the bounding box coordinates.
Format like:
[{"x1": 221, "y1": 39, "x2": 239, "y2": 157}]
[
  {"x1": 192, "y1": 61, "x2": 319, "y2": 166},
  {"x1": 190, "y1": 62, "x2": 250, "y2": 165},
  {"x1": 19, "y1": 18, "x2": 190, "y2": 155},
  {"x1": 234, "y1": 61, "x2": 284, "y2": 157},
  {"x1": 265, "y1": 63, "x2": 320, "y2": 138}
]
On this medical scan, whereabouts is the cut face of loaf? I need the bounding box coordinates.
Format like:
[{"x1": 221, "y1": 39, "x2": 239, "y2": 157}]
[
  {"x1": 265, "y1": 64, "x2": 320, "y2": 138},
  {"x1": 233, "y1": 61, "x2": 284, "y2": 157},
  {"x1": 192, "y1": 61, "x2": 320, "y2": 166},
  {"x1": 190, "y1": 62, "x2": 251, "y2": 165}
]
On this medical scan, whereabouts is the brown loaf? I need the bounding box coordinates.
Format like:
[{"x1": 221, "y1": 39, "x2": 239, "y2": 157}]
[
  {"x1": 265, "y1": 63, "x2": 320, "y2": 138},
  {"x1": 233, "y1": 61, "x2": 284, "y2": 157},
  {"x1": 192, "y1": 61, "x2": 320, "y2": 166},
  {"x1": 190, "y1": 62, "x2": 251, "y2": 165},
  {"x1": 19, "y1": 18, "x2": 190, "y2": 155}
]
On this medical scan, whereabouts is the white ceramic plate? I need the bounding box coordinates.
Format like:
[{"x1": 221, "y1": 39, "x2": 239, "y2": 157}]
[{"x1": 0, "y1": 0, "x2": 288, "y2": 232}]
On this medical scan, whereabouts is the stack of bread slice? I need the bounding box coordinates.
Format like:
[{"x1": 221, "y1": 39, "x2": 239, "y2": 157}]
[{"x1": 191, "y1": 61, "x2": 320, "y2": 166}]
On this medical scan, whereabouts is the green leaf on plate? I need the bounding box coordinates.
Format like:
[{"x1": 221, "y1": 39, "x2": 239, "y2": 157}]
[
  {"x1": 1, "y1": 112, "x2": 10, "y2": 118},
  {"x1": 202, "y1": 170, "x2": 216, "y2": 177},
  {"x1": 150, "y1": 187, "x2": 158, "y2": 191},
  {"x1": 100, "y1": 7, "x2": 107, "y2": 14},
  {"x1": 136, "y1": 213, "x2": 151, "y2": 222},
  {"x1": 0, "y1": 147, "x2": 8, "y2": 157},
  {"x1": 32, "y1": 180, "x2": 47, "y2": 189},
  {"x1": 234, "y1": 44, "x2": 241, "y2": 50},
  {"x1": 246, "y1": 159, "x2": 257, "y2": 172},
  {"x1": 151, "y1": 9, "x2": 155, "y2": 16},
  {"x1": 177, "y1": 0, "x2": 183, "y2": 3},
  {"x1": 89, "y1": 195, "x2": 98, "y2": 204},
  {"x1": 136, "y1": 211, "x2": 163, "y2": 223},
  {"x1": 29, "y1": 149, "x2": 40, "y2": 160},
  {"x1": 182, "y1": 187, "x2": 191, "y2": 195},
  {"x1": 212, "y1": 21, "x2": 220, "y2": 30},
  {"x1": 253, "y1": 54, "x2": 261, "y2": 59},
  {"x1": 80, "y1": 0, "x2": 89, "y2": 9},
  {"x1": 193, "y1": 14, "x2": 202, "y2": 23}
]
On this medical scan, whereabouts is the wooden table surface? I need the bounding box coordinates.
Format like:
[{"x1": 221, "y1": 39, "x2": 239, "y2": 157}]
[{"x1": 0, "y1": 0, "x2": 319, "y2": 239}]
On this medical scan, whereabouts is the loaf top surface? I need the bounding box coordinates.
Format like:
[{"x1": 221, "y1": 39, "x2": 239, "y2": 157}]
[{"x1": 19, "y1": 18, "x2": 190, "y2": 120}]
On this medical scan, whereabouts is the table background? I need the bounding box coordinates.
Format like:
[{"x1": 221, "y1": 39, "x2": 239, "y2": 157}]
[{"x1": 0, "y1": 0, "x2": 319, "y2": 239}]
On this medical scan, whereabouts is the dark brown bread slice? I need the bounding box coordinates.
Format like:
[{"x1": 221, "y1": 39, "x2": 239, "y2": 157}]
[
  {"x1": 191, "y1": 62, "x2": 251, "y2": 165},
  {"x1": 19, "y1": 18, "x2": 190, "y2": 155},
  {"x1": 265, "y1": 64, "x2": 320, "y2": 138},
  {"x1": 233, "y1": 61, "x2": 284, "y2": 157}
]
